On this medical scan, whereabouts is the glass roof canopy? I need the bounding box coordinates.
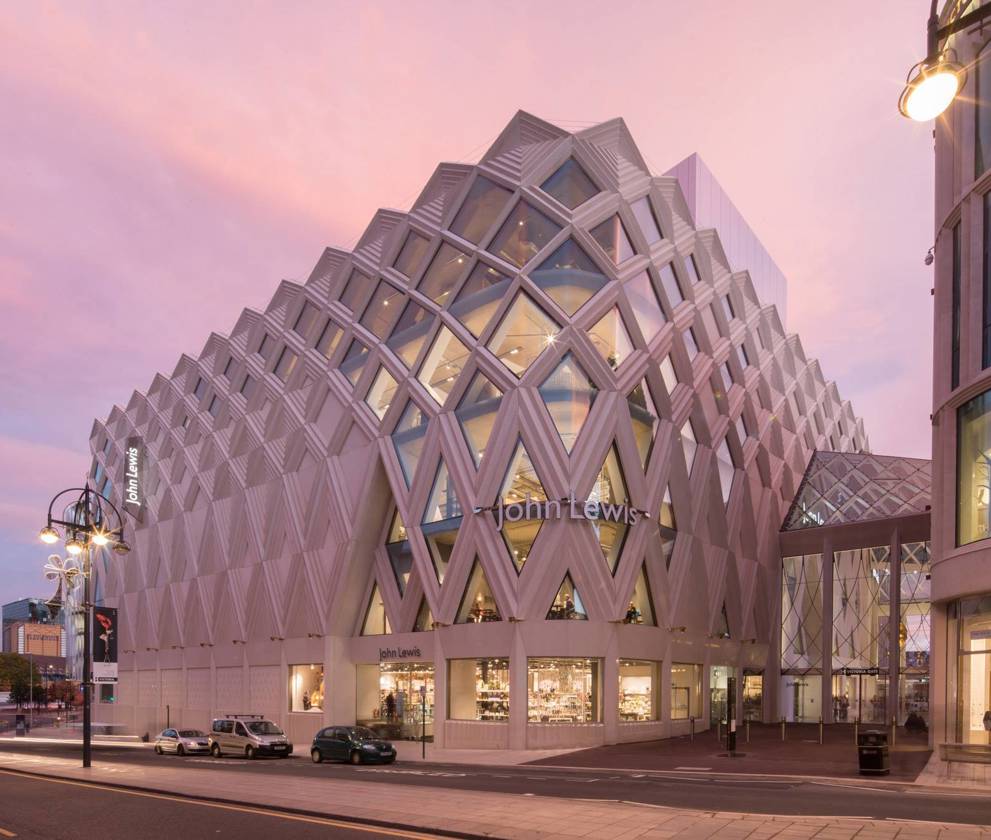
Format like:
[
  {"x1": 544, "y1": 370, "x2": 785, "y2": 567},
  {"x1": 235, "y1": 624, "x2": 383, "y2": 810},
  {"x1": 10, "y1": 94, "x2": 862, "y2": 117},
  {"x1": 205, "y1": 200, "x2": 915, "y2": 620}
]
[{"x1": 782, "y1": 451, "x2": 931, "y2": 531}]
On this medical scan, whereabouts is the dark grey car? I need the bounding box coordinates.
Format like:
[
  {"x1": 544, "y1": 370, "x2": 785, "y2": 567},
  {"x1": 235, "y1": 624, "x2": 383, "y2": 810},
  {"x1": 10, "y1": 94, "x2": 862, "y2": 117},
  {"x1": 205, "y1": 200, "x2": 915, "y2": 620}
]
[{"x1": 310, "y1": 726, "x2": 396, "y2": 765}]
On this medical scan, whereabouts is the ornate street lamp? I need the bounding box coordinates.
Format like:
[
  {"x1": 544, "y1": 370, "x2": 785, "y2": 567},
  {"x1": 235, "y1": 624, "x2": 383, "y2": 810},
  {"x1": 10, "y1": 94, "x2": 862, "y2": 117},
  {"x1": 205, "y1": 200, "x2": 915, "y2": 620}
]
[
  {"x1": 38, "y1": 486, "x2": 130, "y2": 768},
  {"x1": 899, "y1": 0, "x2": 991, "y2": 121}
]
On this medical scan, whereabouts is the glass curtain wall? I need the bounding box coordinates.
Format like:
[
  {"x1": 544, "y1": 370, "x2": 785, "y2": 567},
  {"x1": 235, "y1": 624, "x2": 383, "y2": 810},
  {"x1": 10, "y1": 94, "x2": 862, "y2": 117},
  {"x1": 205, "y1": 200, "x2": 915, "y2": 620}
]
[
  {"x1": 899, "y1": 542, "x2": 931, "y2": 730},
  {"x1": 781, "y1": 554, "x2": 823, "y2": 722}
]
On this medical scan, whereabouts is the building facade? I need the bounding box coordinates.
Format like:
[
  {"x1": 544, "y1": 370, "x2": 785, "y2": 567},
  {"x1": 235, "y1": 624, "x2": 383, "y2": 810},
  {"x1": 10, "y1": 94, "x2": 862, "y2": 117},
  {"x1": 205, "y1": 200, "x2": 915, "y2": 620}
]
[
  {"x1": 931, "y1": 0, "x2": 991, "y2": 750},
  {"x1": 1, "y1": 598, "x2": 58, "y2": 653},
  {"x1": 87, "y1": 113, "x2": 867, "y2": 750}
]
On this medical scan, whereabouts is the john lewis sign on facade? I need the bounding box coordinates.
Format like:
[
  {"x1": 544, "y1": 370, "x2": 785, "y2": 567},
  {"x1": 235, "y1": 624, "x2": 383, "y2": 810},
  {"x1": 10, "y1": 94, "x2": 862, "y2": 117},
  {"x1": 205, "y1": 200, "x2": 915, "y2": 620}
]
[
  {"x1": 479, "y1": 495, "x2": 648, "y2": 530},
  {"x1": 123, "y1": 437, "x2": 144, "y2": 519}
]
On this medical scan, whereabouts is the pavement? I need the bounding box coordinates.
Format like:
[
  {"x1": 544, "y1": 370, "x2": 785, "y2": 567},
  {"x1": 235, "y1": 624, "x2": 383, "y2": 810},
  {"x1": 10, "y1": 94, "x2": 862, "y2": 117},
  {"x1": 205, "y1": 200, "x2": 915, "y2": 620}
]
[{"x1": 1, "y1": 738, "x2": 990, "y2": 839}]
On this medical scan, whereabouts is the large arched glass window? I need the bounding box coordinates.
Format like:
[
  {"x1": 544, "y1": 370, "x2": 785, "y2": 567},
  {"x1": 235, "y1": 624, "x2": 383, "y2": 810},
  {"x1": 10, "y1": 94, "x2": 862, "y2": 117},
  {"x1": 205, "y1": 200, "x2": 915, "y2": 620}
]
[
  {"x1": 978, "y1": 41, "x2": 991, "y2": 178},
  {"x1": 958, "y1": 389, "x2": 991, "y2": 545}
]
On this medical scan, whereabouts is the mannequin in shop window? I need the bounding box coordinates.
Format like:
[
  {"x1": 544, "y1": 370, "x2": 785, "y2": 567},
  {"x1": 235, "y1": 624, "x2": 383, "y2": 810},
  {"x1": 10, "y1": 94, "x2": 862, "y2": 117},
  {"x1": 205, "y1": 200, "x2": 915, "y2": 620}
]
[
  {"x1": 302, "y1": 691, "x2": 311, "y2": 711},
  {"x1": 624, "y1": 601, "x2": 641, "y2": 624},
  {"x1": 385, "y1": 692, "x2": 396, "y2": 722}
]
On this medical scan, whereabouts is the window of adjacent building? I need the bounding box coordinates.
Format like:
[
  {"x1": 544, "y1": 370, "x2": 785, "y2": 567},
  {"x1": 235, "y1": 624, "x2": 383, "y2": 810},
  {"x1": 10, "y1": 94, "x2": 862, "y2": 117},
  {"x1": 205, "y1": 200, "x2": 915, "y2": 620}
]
[
  {"x1": 289, "y1": 664, "x2": 324, "y2": 712},
  {"x1": 716, "y1": 438, "x2": 735, "y2": 504},
  {"x1": 528, "y1": 658, "x2": 601, "y2": 723},
  {"x1": 273, "y1": 347, "x2": 298, "y2": 382},
  {"x1": 487, "y1": 293, "x2": 560, "y2": 377},
  {"x1": 719, "y1": 362, "x2": 733, "y2": 394},
  {"x1": 736, "y1": 414, "x2": 749, "y2": 443},
  {"x1": 722, "y1": 294, "x2": 736, "y2": 321},
  {"x1": 339, "y1": 340, "x2": 370, "y2": 386},
  {"x1": 670, "y1": 663, "x2": 702, "y2": 720},
  {"x1": 631, "y1": 196, "x2": 663, "y2": 245},
  {"x1": 659, "y1": 354, "x2": 678, "y2": 393},
  {"x1": 448, "y1": 658, "x2": 510, "y2": 721},
  {"x1": 417, "y1": 326, "x2": 470, "y2": 406},
  {"x1": 387, "y1": 300, "x2": 432, "y2": 367},
  {"x1": 449, "y1": 176, "x2": 513, "y2": 244},
  {"x1": 547, "y1": 574, "x2": 587, "y2": 620},
  {"x1": 529, "y1": 239, "x2": 607, "y2": 316},
  {"x1": 977, "y1": 40, "x2": 991, "y2": 177},
  {"x1": 393, "y1": 231, "x2": 431, "y2": 279},
  {"x1": 539, "y1": 354, "x2": 596, "y2": 454},
  {"x1": 659, "y1": 263, "x2": 683, "y2": 307},
  {"x1": 360, "y1": 584, "x2": 391, "y2": 636},
  {"x1": 737, "y1": 343, "x2": 750, "y2": 369},
  {"x1": 340, "y1": 269, "x2": 371, "y2": 311},
  {"x1": 681, "y1": 419, "x2": 698, "y2": 475},
  {"x1": 193, "y1": 377, "x2": 207, "y2": 401},
  {"x1": 418, "y1": 243, "x2": 470, "y2": 305},
  {"x1": 392, "y1": 401, "x2": 429, "y2": 488},
  {"x1": 316, "y1": 319, "x2": 343, "y2": 360},
  {"x1": 449, "y1": 262, "x2": 512, "y2": 337},
  {"x1": 683, "y1": 254, "x2": 701, "y2": 284},
  {"x1": 702, "y1": 305, "x2": 721, "y2": 343},
  {"x1": 489, "y1": 202, "x2": 561, "y2": 268},
  {"x1": 293, "y1": 301, "x2": 320, "y2": 338},
  {"x1": 590, "y1": 215, "x2": 636, "y2": 264},
  {"x1": 257, "y1": 333, "x2": 275, "y2": 362},
  {"x1": 958, "y1": 389, "x2": 991, "y2": 545},
  {"x1": 455, "y1": 372, "x2": 503, "y2": 466},
  {"x1": 684, "y1": 328, "x2": 699, "y2": 360},
  {"x1": 953, "y1": 221, "x2": 962, "y2": 390},
  {"x1": 222, "y1": 356, "x2": 234, "y2": 379},
  {"x1": 589, "y1": 308, "x2": 634, "y2": 370},
  {"x1": 207, "y1": 395, "x2": 221, "y2": 418},
  {"x1": 540, "y1": 159, "x2": 599, "y2": 209},
  {"x1": 359, "y1": 282, "x2": 403, "y2": 339},
  {"x1": 619, "y1": 660, "x2": 659, "y2": 721},
  {"x1": 624, "y1": 271, "x2": 666, "y2": 343},
  {"x1": 365, "y1": 366, "x2": 398, "y2": 420}
]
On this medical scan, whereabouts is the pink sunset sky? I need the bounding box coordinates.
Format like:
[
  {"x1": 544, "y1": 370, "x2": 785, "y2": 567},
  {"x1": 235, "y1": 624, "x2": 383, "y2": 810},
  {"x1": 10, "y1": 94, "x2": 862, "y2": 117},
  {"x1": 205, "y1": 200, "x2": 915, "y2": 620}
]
[{"x1": 0, "y1": 1, "x2": 937, "y2": 606}]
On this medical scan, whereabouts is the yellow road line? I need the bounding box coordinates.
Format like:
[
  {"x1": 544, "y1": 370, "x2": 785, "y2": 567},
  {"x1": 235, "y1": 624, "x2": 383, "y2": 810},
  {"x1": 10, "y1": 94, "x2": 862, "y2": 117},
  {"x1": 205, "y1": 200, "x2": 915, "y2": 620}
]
[
  {"x1": 0, "y1": 827, "x2": 17, "y2": 837},
  {"x1": 0, "y1": 770, "x2": 440, "y2": 839}
]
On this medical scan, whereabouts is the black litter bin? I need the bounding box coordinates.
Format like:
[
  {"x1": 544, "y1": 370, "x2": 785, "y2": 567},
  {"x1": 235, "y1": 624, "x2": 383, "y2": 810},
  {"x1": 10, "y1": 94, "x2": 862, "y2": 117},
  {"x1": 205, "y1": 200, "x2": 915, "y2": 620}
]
[{"x1": 857, "y1": 730, "x2": 889, "y2": 775}]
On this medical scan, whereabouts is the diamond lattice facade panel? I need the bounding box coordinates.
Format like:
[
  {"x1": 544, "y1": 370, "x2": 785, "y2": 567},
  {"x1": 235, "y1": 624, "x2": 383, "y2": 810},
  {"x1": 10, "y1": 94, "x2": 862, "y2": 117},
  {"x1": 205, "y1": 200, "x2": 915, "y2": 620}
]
[{"x1": 87, "y1": 111, "x2": 868, "y2": 751}]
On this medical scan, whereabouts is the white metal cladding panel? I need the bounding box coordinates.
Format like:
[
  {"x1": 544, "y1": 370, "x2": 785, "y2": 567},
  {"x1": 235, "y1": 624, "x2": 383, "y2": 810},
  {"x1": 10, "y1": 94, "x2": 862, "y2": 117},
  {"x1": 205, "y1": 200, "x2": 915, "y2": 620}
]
[
  {"x1": 117, "y1": 670, "x2": 135, "y2": 706},
  {"x1": 248, "y1": 665, "x2": 281, "y2": 714},
  {"x1": 161, "y1": 668, "x2": 183, "y2": 708},
  {"x1": 215, "y1": 666, "x2": 243, "y2": 712},
  {"x1": 186, "y1": 668, "x2": 210, "y2": 709},
  {"x1": 137, "y1": 670, "x2": 159, "y2": 707}
]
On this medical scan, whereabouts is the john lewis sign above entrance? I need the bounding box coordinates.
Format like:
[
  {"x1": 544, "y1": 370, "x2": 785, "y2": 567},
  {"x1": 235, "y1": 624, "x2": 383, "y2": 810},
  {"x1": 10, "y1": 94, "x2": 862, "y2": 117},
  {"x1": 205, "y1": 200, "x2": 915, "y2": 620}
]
[{"x1": 476, "y1": 495, "x2": 649, "y2": 530}]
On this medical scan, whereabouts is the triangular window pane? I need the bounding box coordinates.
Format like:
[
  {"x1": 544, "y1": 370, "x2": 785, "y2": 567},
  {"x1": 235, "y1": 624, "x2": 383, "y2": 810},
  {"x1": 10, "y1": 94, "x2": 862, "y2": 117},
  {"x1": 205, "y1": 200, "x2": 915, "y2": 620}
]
[
  {"x1": 385, "y1": 510, "x2": 412, "y2": 596},
  {"x1": 502, "y1": 520, "x2": 541, "y2": 574},
  {"x1": 719, "y1": 603, "x2": 731, "y2": 639},
  {"x1": 455, "y1": 372, "x2": 503, "y2": 466},
  {"x1": 716, "y1": 438, "x2": 736, "y2": 504},
  {"x1": 489, "y1": 202, "x2": 561, "y2": 268},
  {"x1": 393, "y1": 231, "x2": 431, "y2": 279},
  {"x1": 413, "y1": 597, "x2": 434, "y2": 632},
  {"x1": 449, "y1": 176, "x2": 513, "y2": 245},
  {"x1": 589, "y1": 445, "x2": 629, "y2": 574},
  {"x1": 359, "y1": 281, "x2": 403, "y2": 339},
  {"x1": 417, "y1": 326, "x2": 470, "y2": 405},
  {"x1": 631, "y1": 196, "x2": 663, "y2": 245},
  {"x1": 418, "y1": 243, "x2": 470, "y2": 305},
  {"x1": 625, "y1": 271, "x2": 666, "y2": 343},
  {"x1": 590, "y1": 215, "x2": 635, "y2": 264},
  {"x1": 361, "y1": 583, "x2": 392, "y2": 636},
  {"x1": 589, "y1": 308, "x2": 634, "y2": 370},
  {"x1": 392, "y1": 401, "x2": 428, "y2": 488},
  {"x1": 547, "y1": 574, "x2": 587, "y2": 620},
  {"x1": 449, "y1": 262, "x2": 511, "y2": 337},
  {"x1": 365, "y1": 366, "x2": 398, "y2": 420},
  {"x1": 659, "y1": 485, "x2": 677, "y2": 531},
  {"x1": 456, "y1": 559, "x2": 501, "y2": 624},
  {"x1": 541, "y1": 159, "x2": 599, "y2": 209},
  {"x1": 624, "y1": 565, "x2": 656, "y2": 626},
  {"x1": 529, "y1": 239, "x2": 607, "y2": 316},
  {"x1": 681, "y1": 420, "x2": 698, "y2": 475},
  {"x1": 628, "y1": 379, "x2": 658, "y2": 468},
  {"x1": 387, "y1": 300, "x2": 432, "y2": 368},
  {"x1": 500, "y1": 439, "x2": 547, "y2": 504},
  {"x1": 422, "y1": 460, "x2": 462, "y2": 524},
  {"x1": 487, "y1": 293, "x2": 560, "y2": 377},
  {"x1": 339, "y1": 340, "x2": 369, "y2": 386},
  {"x1": 539, "y1": 353, "x2": 596, "y2": 453}
]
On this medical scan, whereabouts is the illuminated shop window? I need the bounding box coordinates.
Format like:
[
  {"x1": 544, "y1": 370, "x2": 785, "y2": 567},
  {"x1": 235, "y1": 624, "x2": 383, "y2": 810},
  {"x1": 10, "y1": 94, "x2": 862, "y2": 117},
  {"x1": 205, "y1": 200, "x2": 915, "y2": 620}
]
[
  {"x1": 392, "y1": 401, "x2": 428, "y2": 488},
  {"x1": 316, "y1": 319, "x2": 343, "y2": 360},
  {"x1": 539, "y1": 353, "x2": 596, "y2": 453},
  {"x1": 455, "y1": 372, "x2": 503, "y2": 466},
  {"x1": 951, "y1": 595, "x2": 991, "y2": 742},
  {"x1": 361, "y1": 584, "x2": 391, "y2": 636},
  {"x1": 339, "y1": 340, "x2": 370, "y2": 386},
  {"x1": 589, "y1": 446, "x2": 629, "y2": 575},
  {"x1": 540, "y1": 159, "x2": 598, "y2": 209},
  {"x1": 957, "y1": 389, "x2": 991, "y2": 545},
  {"x1": 365, "y1": 366, "x2": 398, "y2": 420},
  {"x1": 340, "y1": 269, "x2": 371, "y2": 311},
  {"x1": 529, "y1": 239, "x2": 607, "y2": 316},
  {"x1": 590, "y1": 215, "x2": 635, "y2": 264},
  {"x1": 448, "y1": 658, "x2": 510, "y2": 721},
  {"x1": 393, "y1": 231, "x2": 431, "y2": 279},
  {"x1": 624, "y1": 271, "x2": 666, "y2": 343},
  {"x1": 547, "y1": 574, "x2": 587, "y2": 620},
  {"x1": 527, "y1": 658, "x2": 601, "y2": 723},
  {"x1": 627, "y1": 378, "x2": 658, "y2": 468},
  {"x1": 487, "y1": 293, "x2": 560, "y2": 377},
  {"x1": 356, "y1": 663, "x2": 435, "y2": 739},
  {"x1": 449, "y1": 176, "x2": 513, "y2": 245},
  {"x1": 387, "y1": 300, "x2": 432, "y2": 367},
  {"x1": 419, "y1": 243, "x2": 470, "y2": 305},
  {"x1": 449, "y1": 262, "x2": 511, "y2": 337},
  {"x1": 670, "y1": 663, "x2": 702, "y2": 720},
  {"x1": 619, "y1": 660, "x2": 659, "y2": 721},
  {"x1": 289, "y1": 664, "x2": 324, "y2": 713},
  {"x1": 489, "y1": 202, "x2": 561, "y2": 268},
  {"x1": 631, "y1": 196, "x2": 664, "y2": 245},
  {"x1": 422, "y1": 460, "x2": 462, "y2": 584},
  {"x1": 624, "y1": 565, "x2": 656, "y2": 625},
  {"x1": 359, "y1": 282, "x2": 403, "y2": 339},
  {"x1": 456, "y1": 560, "x2": 501, "y2": 623},
  {"x1": 417, "y1": 327, "x2": 470, "y2": 406},
  {"x1": 385, "y1": 510, "x2": 413, "y2": 595},
  {"x1": 589, "y1": 308, "x2": 633, "y2": 370},
  {"x1": 292, "y1": 301, "x2": 320, "y2": 339}
]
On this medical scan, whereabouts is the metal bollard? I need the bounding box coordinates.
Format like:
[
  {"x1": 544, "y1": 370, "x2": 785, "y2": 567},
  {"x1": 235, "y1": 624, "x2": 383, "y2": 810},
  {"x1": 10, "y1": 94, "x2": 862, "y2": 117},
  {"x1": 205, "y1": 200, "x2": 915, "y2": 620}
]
[
  {"x1": 780, "y1": 717, "x2": 786, "y2": 741},
  {"x1": 690, "y1": 716, "x2": 695, "y2": 743},
  {"x1": 890, "y1": 716, "x2": 897, "y2": 747},
  {"x1": 745, "y1": 719, "x2": 751, "y2": 744},
  {"x1": 854, "y1": 718, "x2": 859, "y2": 745},
  {"x1": 717, "y1": 720, "x2": 722, "y2": 741},
  {"x1": 818, "y1": 716, "x2": 823, "y2": 745}
]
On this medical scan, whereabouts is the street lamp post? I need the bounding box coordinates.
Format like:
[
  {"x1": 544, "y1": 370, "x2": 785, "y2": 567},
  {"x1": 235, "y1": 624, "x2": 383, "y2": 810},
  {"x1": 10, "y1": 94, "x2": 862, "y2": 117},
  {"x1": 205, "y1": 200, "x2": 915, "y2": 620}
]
[{"x1": 39, "y1": 485, "x2": 130, "y2": 768}]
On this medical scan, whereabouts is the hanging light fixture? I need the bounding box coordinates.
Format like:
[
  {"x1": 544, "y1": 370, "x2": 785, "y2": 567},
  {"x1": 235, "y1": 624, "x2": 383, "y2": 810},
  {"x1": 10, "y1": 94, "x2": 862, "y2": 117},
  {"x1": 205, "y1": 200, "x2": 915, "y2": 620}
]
[{"x1": 898, "y1": 51, "x2": 967, "y2": 122}]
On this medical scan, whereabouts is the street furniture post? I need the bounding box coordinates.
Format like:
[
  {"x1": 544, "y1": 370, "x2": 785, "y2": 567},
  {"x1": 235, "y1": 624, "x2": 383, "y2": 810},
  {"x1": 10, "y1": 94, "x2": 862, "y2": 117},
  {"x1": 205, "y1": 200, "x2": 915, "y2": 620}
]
[
  {"x1": 818, "y1": 716, "x2": 823, "y2": 745},
  {"x1": 780, "y1": 717, "x2": 785, "y2": 741},
  {"x1": 726, "y1": 676, "x2": 737, "y2": 754},
  {"x1": 690, "y1": 716, "x2": 695, "y2": 743}
]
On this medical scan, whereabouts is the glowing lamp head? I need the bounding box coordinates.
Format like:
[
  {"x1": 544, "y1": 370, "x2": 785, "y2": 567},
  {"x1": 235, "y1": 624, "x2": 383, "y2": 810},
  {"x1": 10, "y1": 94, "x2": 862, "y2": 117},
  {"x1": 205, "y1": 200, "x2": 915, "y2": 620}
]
[
  {"x1": 113, "y1": 540, "x2": 131, "y2": 556},
  {"x1": 65, "y1": 538, "x2": 84, "y2": 556},
  {"x1": 899, "y1": 55, "x2": 966, "y2": 122},
  {"x1": 39, "y1": 526, "x2": 59, "y2": 544},
  {"x1": 91, "y1": 531, "x2": 109, "y2": 546}
]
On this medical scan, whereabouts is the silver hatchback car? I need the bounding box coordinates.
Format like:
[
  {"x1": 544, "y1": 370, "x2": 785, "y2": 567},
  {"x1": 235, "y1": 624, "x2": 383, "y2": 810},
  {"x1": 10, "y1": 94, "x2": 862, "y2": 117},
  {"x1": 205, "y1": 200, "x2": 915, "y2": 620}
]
[
  {"x1": 208, "y1": 715, "x2": 293, "y2": 759},
  {"x1": 154, "y1": 728, "x2": 210, "y2": 756}
]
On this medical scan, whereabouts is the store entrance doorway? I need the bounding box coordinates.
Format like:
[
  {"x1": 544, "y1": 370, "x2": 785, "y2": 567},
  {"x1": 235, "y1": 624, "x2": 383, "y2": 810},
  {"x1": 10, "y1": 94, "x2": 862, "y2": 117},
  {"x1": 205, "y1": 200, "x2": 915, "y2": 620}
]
[
  {"x1": 357, "y1": 662, "x2": 435, "y2": 741},
  {"x1": 709, "y1": 665, "x2": 735, "y2": 726},
  {"x1": 742, "y1": 672, "x2": 763, "y2": 721},
  {"x1": 831, "y1": 671, "x2": 886, "y2": 724}
]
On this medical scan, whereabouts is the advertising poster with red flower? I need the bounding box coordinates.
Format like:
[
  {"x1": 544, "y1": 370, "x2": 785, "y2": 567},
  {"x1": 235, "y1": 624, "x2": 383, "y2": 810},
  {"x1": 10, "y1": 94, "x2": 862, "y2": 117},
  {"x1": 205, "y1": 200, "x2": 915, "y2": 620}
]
[{"x1": 93, "y1": 606, "x2": 118, "y2": 684}]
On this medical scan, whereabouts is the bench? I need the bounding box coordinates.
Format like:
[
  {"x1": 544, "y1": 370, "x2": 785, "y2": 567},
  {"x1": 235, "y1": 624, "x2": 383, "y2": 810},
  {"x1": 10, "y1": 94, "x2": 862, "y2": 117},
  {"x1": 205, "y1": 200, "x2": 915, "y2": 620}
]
[{"x1": 939, "y1": 743, "x2": 991, "y2": 765}]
